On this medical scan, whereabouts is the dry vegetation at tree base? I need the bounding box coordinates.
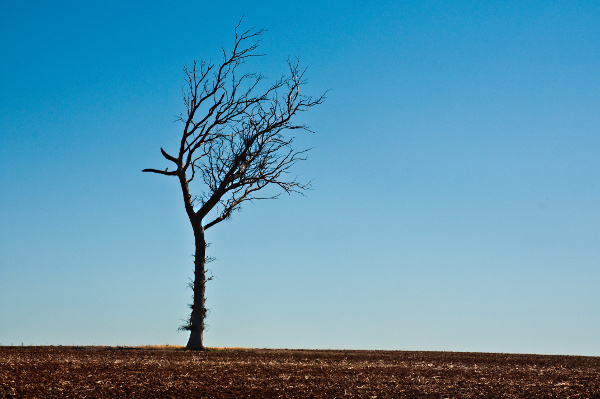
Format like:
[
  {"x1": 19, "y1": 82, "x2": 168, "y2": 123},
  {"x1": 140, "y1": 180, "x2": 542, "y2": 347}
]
[{"x1": 1, "y1": 347, "x2": 599, "y2": 398}]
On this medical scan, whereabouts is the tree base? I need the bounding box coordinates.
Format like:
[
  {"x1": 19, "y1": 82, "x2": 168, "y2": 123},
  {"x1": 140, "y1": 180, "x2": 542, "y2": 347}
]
[{"x1": 185, "y1": 330, "x2": 205, "y2": 351}]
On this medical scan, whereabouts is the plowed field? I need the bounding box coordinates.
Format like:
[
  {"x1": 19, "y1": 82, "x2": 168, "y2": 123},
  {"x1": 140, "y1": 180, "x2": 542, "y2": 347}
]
[{"x1": 1, "y1": 346, "x2": 599, "y2": 398}]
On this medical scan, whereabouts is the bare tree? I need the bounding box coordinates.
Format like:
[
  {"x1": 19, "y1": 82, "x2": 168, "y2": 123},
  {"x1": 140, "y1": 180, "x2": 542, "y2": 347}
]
[{"x1": 143, "y1": 24, "x2": 324, "y2": 350}]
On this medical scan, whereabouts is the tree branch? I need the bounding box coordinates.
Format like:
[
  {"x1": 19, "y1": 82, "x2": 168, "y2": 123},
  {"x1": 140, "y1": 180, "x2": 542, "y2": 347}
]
[{"x1": 142, "y1": 168, "x2": 179, "y2": 176}]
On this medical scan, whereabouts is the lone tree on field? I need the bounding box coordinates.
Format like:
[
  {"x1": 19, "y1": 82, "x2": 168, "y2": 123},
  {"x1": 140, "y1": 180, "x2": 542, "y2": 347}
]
[{"x1": 143, "y1": 25, "x2": 324, "y2": 350}]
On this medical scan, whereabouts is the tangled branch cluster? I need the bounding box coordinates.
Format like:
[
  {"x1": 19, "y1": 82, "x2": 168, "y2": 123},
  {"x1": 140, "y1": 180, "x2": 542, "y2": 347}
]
[{"x1": 144, "y1": 24, "x2": 324, "y2": 231}]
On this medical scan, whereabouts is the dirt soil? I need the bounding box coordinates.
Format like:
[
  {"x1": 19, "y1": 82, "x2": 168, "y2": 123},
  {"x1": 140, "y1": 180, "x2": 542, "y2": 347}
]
[{"x1": 1, "y1": 346, "x2": 599, "y2": 398}]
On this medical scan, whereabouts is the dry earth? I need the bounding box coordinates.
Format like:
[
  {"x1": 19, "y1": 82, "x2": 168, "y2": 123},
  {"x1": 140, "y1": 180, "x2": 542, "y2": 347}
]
[{"x1": 1, "y1": 346, "x2": 599, "y2": 398}]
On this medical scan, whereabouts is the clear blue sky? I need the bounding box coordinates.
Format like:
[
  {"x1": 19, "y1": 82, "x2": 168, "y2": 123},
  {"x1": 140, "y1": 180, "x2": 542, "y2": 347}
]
[{"x1": 1, "y1": 0, "x2": 599, "y2": 356}]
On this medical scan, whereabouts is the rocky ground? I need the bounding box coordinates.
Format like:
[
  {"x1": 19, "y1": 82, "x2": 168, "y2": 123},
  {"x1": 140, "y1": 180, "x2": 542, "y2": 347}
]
[{"x1": 1, "y1": 346, "x2": 599, "y2": 398}]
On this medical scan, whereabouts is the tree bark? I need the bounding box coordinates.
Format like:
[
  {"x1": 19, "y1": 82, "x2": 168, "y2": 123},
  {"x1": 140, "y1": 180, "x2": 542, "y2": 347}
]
[{"x1": 185, "y1": 226, "x2": 207, "y2": 350}]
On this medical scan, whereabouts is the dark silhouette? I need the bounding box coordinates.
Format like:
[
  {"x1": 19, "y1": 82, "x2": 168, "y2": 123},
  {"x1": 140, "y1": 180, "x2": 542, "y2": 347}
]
[{"x1": 143, "y1": 23, "x2": 324, "y2": 350}]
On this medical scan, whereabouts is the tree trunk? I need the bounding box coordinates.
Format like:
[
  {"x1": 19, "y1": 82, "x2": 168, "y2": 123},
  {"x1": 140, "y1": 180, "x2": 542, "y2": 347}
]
[{"x1": 185, "y1": 227, "x2": 207, "y2": 350}]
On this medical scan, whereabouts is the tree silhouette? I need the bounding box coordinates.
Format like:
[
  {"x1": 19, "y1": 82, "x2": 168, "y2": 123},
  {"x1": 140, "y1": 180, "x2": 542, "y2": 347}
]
[{"x1": 143, "y1": 23, "x2": 324, "y2": 350}]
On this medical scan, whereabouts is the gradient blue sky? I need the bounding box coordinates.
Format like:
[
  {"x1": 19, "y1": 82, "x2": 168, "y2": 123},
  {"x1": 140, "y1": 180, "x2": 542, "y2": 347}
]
[{"x1": 1, "y1": 1, "x2": 599, "y2": 355}]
